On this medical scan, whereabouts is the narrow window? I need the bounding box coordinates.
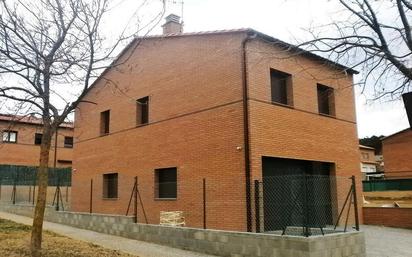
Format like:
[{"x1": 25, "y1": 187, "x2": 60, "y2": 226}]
[
  {"x1": 270, "y1": 69, "x2": 292, "y2": 106},
  {"x1": 100, "y1": 110, "x2": 110, "y2": 135},
  {"x1": 64, "y1": 136, "x2": 73, "y2": 148},
  {"x1": 136, "y1": 96, "x2": 149, "y2": 125},
  {"x1": 103, "y1": 173, "x2": 118, "y2": 199},
  {"x1": 34, "y1": 133, "x2": 42, "y2": 145},
  {"x1": 317, "y1": 84, "x2": 335, "y2": 116},
  {"x1": 2, "y1": 130, "x2": 17, "y2": 143},
  {"x1": 155, "y1": 167, "x2": 177, "y2": 199}
]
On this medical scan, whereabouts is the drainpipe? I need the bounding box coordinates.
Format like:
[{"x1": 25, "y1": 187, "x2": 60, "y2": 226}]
[{"x1": 241, "y1": 30, "x2": 257, "y2": 232}]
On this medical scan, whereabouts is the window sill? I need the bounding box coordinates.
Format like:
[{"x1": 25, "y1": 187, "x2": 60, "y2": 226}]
[
  {"x1": 319, "y1": 113, "x2": 336, "y2": 119},
  {"x1": 154, "y1": 198, "x2": 177, "y2": 201},
  {"x1": 102, "y1": 197, "x2": 118, "y2": 201},
  {"x1": 271, "y1": 101, "x2": 294, "y2": 109},
  {"x1": 1, "y1": 141, "x2": 17, "y2": 144}
]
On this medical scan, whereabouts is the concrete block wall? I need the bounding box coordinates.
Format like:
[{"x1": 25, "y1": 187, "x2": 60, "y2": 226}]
[{"x1": 0, "y1": 204, "x2": 365, "y2": 257}]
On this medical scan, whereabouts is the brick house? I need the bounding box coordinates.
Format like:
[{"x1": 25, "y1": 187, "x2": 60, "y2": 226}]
[
  {"x1": 382, "y1": 128, "x2": 412, "y2": 179},
  {"x1": 72, "y1": 15, "x2": 362, "y2": 232},
  {"x1": 0, "y1": 114, "x2": 74, "y2": 168},
  {"x1": 359, "y1": 145, "x2": 381, "y2": 180}
]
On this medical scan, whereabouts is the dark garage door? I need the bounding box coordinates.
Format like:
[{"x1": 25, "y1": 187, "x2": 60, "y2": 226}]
[{"x1": 262, "y1": 156, "x2": 334, "y2": 232}]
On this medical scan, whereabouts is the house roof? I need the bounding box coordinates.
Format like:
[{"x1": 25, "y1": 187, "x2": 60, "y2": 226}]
[
  {"x1": 0, "y1": 114, "x2": 73, "y2": 129},
  {"x1": 382, "y1": 128, "x2": 412, "y2": 141},
  {"x1": 140, "y1": 28, "x2": 359, "y2": 75},
  {"x1": 359, "y1": 145, "x2": 375, "y2": 150},
  {"x1": 83, "y1": 28, "x2": 358, "y2": 102}
]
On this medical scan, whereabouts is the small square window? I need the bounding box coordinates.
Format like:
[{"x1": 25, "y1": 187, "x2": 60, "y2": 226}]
[
  {"x1": 317, "y1": 84, "x2": 335, "y2": 116},
  {"x1": 34, "y1": 133, "x2": 42, "y2": 145},
  {"x1": 64, "y1": 136, "x2": 73, "y2": 148},
  {"x1": 2, "y1": 131, "x2": 17, "y2": 143},
  {"x1": 100, "y1": 110, "x2": 110, "y2": 135},
  {"x1": 270, "y1": 69, "x2": 293, "y2": 106},
  {"x1": 155, "y1": 167, "x2": 177, "y2": 199},
  {"x1": 103, "y1": 173, "x2": 118, "y2": 199},
  {"x1": 136, "y1": 96, "x2": 149, "y2": 125}
]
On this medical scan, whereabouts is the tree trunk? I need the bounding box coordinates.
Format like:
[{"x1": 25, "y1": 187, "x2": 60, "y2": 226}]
[{"x1": 30, "y1": 126, "x2": 53, "y2": 257}]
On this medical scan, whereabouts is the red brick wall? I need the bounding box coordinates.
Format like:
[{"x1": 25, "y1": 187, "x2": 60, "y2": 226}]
[
  {"x1": 72, "y1": 32, "x2": 362, "y2": 231},
  {"x1": 73, "y1": 33, "x2": 247, "y2": 230},
  {"x1": 246, "y1": 39, "x2": 362, "y2": 225},
  {"x1": 383, "y1": 129, "x2": 412, "y2": 179},
  {"x1": 363, "y1": 207, "x2": 412, "y2": 229},
  {"x1": 0, "y1": 121, "x2": 73, "y2": 167}
]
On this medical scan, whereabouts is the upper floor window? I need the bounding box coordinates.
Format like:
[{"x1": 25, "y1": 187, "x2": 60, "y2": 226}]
[
  {"x1": 317, "y1": 84, "x2": 335, "y2": 116},
  {"x1": 103, "y1": 173, "x2": 118, "y2": 199},
  {"x1": 155, "y1": 167, "x2": 177, "y2": 199},
  {"x1": 136, "y1": 96, "x2": 149, "y2": 125},
  {"x1": 100, "y1": 110, "x2": 110, "y2": 135},
  {"x1": 2, "y1": 130, "x2": 17, "y2": 143},
  {"x1": 34, "y1": 133, "x2": 42, "y2": 145},
  {"x1": 362, "y1": 152, "x2": 370, "y2": 160},
  {"x1": 270, "y1": 69, "x2": 293, "y2": 106},
  {"x1": 64, "y1": 136, "x2": 73, "y2": 148}
]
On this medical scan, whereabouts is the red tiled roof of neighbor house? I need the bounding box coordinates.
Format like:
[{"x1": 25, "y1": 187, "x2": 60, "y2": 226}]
[
  {"x1": 359, "y1": 145, "x2": 375, "y2": 150},
  {"x1": 0, "y1": 114, "x2": 74, "y2": 128},
  {"x1": 382, "y1": 128, "x2": 411, "y2": 141}
]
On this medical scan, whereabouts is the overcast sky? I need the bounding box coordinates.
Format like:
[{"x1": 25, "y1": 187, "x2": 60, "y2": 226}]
[
  {"x1": 2, "y1": 0, "x2": 409, "y2": 138},
  {"x1": 156, "y1": 0, "x2": 410, "y2": 138}
]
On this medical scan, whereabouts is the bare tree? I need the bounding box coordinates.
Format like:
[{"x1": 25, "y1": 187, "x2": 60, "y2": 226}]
[
  {"x1": 0, "y1": 0, "x2": 165, "y2": 256},
  {"x1": 299, "y1": 0, "x2": 411, "y2": 99}
]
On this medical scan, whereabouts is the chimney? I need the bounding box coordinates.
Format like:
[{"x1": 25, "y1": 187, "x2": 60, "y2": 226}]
[{"x1": 162, "y1": 14, "x2": 183, "y2": 35}]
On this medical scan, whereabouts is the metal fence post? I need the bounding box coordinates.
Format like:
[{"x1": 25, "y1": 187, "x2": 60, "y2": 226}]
[
  {"x1": 303, "y1": 175, "x2": 310, "y2": 237},
  {"x1": 134, "y1": 176, "x2": 138, "y2": 223},
  {"x1": 90, "y1": 179, "x2": 93, "y2": 214},
  {"x1": 203, "y1": 178, "x2": 206, "y2": 229},
  {"x1": 32, "y1": 179, "x2": 36, "y2": 205},
  {"x1": 56, "y1": 175, "x2": 60, "y2": 211},
  {"x1": 12, "y1": 177, "x2": 16, "y2": 205},
  {"x1": 254, "y1": 180, "x2": 260, "y2": 233},
  {"x1": 351, "y1": 176, "x2": 360, "y2": 231}
]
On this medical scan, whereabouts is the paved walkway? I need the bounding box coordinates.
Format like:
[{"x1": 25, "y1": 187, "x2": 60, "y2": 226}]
[
  {"x1": 0, "y1": 212, "x2": 218, "y2": 257},
  {"x1": 362, "y1": 225, "x2": 412, "y2": 257}
]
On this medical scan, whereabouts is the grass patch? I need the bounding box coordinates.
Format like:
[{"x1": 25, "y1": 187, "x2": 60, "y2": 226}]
[{"x1": 0, "y1": 218, "x2": 136, "y2": 257}]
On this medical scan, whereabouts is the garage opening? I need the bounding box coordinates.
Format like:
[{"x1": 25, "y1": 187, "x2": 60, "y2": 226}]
[{"x1": 261, "y1": 156, "x2": 335, "y2": 233}]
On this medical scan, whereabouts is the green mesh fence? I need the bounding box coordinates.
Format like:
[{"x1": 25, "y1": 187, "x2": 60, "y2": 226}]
[
  {"x1": 0, "y1": 164, "x2": 71, "y2": 186},
  {"x1": 363, "y1": 179, "x2": 412, "y2": 192}
]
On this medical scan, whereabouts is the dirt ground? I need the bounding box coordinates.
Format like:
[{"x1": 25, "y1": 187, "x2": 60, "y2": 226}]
[
  {"x1": 363, "y1": 191, "x2": 412, "y2": 207},
  {"x1": 0, "y1": 219, "x2": 136, "y2": 257}
]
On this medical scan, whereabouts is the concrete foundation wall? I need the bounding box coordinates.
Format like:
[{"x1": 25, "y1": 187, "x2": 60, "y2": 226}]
[{"x1": 0, "y1": 204, "x2": 365, "y2": 257}]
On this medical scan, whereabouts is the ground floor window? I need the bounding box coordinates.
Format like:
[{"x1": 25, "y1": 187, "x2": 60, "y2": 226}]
[
  {"x1": 155, "y1": 167, "x2": 177, "y2": 199},
  {"x1": 103, "y1": 173, "x2": 118, "y2": 199}
]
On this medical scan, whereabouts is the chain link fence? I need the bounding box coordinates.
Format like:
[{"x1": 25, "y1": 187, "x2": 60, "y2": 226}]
[
  {"x1": 70, "y1": 172, "x2": 359, "y2": 237},
  {"x1": 254, "y1": 175, "x2": 359, "y2": 236}
]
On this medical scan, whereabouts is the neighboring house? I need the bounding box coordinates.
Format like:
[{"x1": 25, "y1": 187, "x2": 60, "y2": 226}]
[
  {"x1": 0, "y1": 114, "x2": 74, "y2": 167},
  {"x1": 382, "y1": 128, "x2": 412, "y2": 179},
  {"x1": 72, "y1": 15, "x2": 362, "y2": 232},
  {"x1": 359, "y1": 145, "x2": 382, "y2": 180}
]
